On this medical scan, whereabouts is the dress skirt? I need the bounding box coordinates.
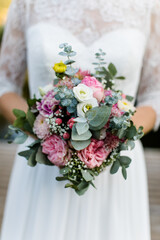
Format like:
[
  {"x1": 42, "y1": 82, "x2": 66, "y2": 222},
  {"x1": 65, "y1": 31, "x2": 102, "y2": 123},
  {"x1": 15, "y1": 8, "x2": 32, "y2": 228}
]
[{"x1": 0, "y1": 137, "x2": 151, "y2": 240}]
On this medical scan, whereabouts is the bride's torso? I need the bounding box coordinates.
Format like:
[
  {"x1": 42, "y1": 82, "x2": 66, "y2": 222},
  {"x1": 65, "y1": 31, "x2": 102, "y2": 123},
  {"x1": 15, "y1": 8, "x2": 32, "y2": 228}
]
[{"x1": 24, "y1": 0, "x2": 154, "y2": 97}]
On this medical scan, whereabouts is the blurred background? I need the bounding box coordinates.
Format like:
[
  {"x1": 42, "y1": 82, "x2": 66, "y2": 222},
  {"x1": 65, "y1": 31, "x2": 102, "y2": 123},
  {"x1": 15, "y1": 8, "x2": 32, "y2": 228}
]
[{"x1": 0, "y1": 1, "x2": 160, "y2": 239}]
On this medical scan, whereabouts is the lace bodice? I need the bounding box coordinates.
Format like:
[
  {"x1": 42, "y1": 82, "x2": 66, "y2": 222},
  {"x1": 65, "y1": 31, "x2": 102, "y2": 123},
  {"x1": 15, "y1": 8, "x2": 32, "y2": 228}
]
[{"x1": 0, "y1": 0, "x2": 160, "y2": 130}]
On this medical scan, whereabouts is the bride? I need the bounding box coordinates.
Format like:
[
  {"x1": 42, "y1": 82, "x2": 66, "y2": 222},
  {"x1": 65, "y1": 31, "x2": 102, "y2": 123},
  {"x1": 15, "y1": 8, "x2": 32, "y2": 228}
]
[{"x1": 0, "y1": 0, "x2": 160, "y2": 239}]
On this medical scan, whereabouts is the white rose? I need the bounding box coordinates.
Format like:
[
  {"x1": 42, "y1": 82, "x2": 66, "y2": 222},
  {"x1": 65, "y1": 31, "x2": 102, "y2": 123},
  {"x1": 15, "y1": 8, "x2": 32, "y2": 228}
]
[
  {"x1": 73, "y1": 84, "x2": 93, "y2": 102},
  {"x1": 118, "y1": 99, "x2": 135, "y2": 112},
  {"x1": 39, "y1": 84, "x2": 54, "y2": 96},
  {"x1": 77, "y1": 98, "x2": 98, "y2": 117}
]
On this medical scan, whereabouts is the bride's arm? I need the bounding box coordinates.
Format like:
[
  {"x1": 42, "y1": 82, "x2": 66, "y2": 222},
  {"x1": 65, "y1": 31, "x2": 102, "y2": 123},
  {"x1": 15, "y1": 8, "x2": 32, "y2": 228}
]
[
  {"x1": 135, "y1": 0, "x2": 160, "y2": 135},
  {"x1": 0, "y1": 93, "x2": 28, "y2": 123},
  {"x1": 132, "y1": 106, "x2": 156, "y2": 135},
  {"x1": 0, "y1": 0, "x2": 27, "y2": 124}
]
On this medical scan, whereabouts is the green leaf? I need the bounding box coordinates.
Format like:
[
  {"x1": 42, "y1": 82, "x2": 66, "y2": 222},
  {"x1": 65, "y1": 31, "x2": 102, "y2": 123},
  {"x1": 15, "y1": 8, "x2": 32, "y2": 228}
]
[
  {"x1": 13, "y1": 118, "x2": 25, "y2": 129},
  {"x1": 86, "y1": 106, "x2": 111, "y2": 131},
  {"x1": 108, "y1": 63, "x2": 117, "y2": 77},
  {"x1": 117, "y1": 128, "x2": 126, "y2": 139},
  {"x1": 122, "y1": 165, "x2": 127, "y2": 179},
  {"x1": 8, "y1": 125, "x2": 21, "y2": 132},
  {"x1": 71, "y1": 124, "x2": 92, "y2": 141},
  {"x1": 74, "y1": 117, "x2": 87, "y2": 123},
  {"x1": 75, "y1": 181, "x2": 90, "y2": 196},
  {"x1": 56, "y1": 176, "x2": 69, "y2": 181},
  {"x1": 28, "y1": 151, "x2": 37, "y2": 167},
  {"x1": 27, "y1": 98, "x2": 39, "y2": 108},
  {"x1": 23, "y1": 120, "x2": 33, "y2": 133},
  {"x1": 81, "y1": 170, "x2": 94, "y2": 182},
  {"x1": 14, "y1": 133, "x2": 28, "y2": 144},
  {"x1": 18, "y1": 150, "x2": 33, "y2": 160},
  {"x1": 13, "y1": 109, "x2": 26, "y2": 118},
  {"x1": 26, "y1": 110, "x2": 36, "y2": 127},
  {"x1": 119, "y1": 156, "x2": 132, "y2": 166},
  {"x1": 64, "y1": 59, "x2": 75, "y2": 65},
  {"x1": 126, "y1": 125, "x2": 137, "y2": 139},
  {"x1": 110, "y1": 160, "x2": 120, "y2": 174},
  {"x1": 65, "y1": 183, "x2": 77, "y2": 189},
  {"x1": 27, "y1": 140, "x2": 41, "y2": 148},
  {"x1": 126, "y1": 95, "x2": 134, "y2": 102},
  {"x1": 36, "y1": 147, "x2": 54, "y2": 165},
  {"x1": 71, "y1": 139, "x2": 91, "y2": 150},
  {"x1": 60, "y1": 167, "x2": 70, "y2": 175},
  {"x1": 126, "y1": 140, "x2": 135, "y2": 150},
  {"x1": 115, "y1": 76, "x2": 125, "y2": 80},
  {"x1": 75, "y1": 122, "x2": 89, "y2": 135},
  {"x1": 91, "y1": 130, "x2": 101, "y2": 139}
]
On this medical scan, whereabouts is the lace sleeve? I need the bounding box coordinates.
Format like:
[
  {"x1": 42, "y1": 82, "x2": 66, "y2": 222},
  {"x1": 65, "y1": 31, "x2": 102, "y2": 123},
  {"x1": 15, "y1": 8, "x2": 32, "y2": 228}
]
[
  {"x1": 0, "y1": 0, "x2": 26, "y2": 97},
  {"x1": 137, "y1": 0, "x2": 160, "y2": 131}
]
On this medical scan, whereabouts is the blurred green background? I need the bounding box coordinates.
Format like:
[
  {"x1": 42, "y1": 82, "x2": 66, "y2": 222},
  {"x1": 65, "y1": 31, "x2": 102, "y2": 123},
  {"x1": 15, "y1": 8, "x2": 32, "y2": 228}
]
[{"x1": 0, "y1": 0, "x2": 159, "y2": 147}]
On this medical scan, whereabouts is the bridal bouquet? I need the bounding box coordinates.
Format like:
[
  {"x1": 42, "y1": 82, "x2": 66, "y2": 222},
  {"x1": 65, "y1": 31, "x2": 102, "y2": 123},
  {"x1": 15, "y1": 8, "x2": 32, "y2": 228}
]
[{"x1": 8, "y1": 43, "x2": 143, "y2": 195}]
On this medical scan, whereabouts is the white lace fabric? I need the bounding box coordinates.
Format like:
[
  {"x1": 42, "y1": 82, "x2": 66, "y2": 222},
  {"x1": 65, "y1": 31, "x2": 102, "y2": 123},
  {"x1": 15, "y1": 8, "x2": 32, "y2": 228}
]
[{"x1": 0, "y1": 0, "x2": 160, "y2": 130}]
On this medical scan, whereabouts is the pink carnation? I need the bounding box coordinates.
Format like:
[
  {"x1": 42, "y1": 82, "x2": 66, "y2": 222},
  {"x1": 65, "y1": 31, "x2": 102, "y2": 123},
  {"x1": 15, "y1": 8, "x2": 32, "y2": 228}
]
[
  {"x1": 105, "y1": 132, "x2": 119, "y2": 151},
  {"x1": 81, "y1": 76, "x2": 104, "y2": 102},
  {"x1": 33, "y1": 114, "x2": 50, "y2": 139},
  {"x1": 37, "y1": 90, "x2": 59, "y2": 117},
  {"x1": 41, "y1": 135, "x2": 71, "y2": 166},
  {"x1": 78, "y1": 139, "x2": 110, "y2": 169},
  {"x1": 111, "y1": 104, "x2": 124, "y2": 117}
]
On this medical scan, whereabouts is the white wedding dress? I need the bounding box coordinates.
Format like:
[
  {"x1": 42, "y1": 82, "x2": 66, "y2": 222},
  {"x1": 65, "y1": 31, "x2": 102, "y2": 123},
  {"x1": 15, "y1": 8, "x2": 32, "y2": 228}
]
[{"x1": 0, "y1": 0, "x2": 160, "y2": 239}]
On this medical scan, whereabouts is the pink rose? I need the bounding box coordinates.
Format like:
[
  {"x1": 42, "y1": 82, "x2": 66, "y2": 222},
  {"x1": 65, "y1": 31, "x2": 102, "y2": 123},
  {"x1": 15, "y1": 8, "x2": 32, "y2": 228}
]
[
  {"x1": 78, "y1": 139, "x2": 110, "y2": 168},
  {"x1": 42, "y1": 135, "x2": 71, "y2": 166},
  {"x1": 81, "y1": 76, "x2": 104, "y2": 102}
]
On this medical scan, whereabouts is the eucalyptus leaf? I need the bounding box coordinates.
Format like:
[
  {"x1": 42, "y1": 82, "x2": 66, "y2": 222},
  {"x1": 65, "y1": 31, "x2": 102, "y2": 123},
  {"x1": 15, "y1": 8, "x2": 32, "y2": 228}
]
[
  {"x1": 64, "y1": 59, "x2": 75, "y2": 65},
  {"x1": 60, "y1": 167, "x2": 70, "y2": 175},
  {"x1": 59, "y1": 43, "x2": 68, "y2": 48},
  {"x1": 56, "y1": 176, "x2": 69, "y2": 181},
  {"x1": 72, "y1": 124, "x2": 92, "y2": 141},
  {"x1": 18, "y1": 150, "x2": 33, "y2": 160},
  {"x1": 110, "y1": 160, "x2": 120, "y2": 174},
  {"x1": 59, "y1": 52, "x2": 68, "y2": 56},
  {"x1": 119, "y1": 156, "x2": 132, "y2": 166},
  {"x1": 74, "y1": 117, "x2": 87, "y2": 123},
  {"x1": 36, "y1": 147, "x2": 54, "y2": 165},
  {"x1": 81, "y1": 170, "x2": 94, "y2": 182},
  {"x1": 65, "y1": 183, "x2": 77, "y2": 189},
  {"x1": 122, "y1": 165, "x2": 127, "y2": 179},
  {"x1": 76, "y1": 122, "x2": 89, "y2": 135},
  {"x1": 75, "y1": 181, "x2": 90, "y2": 196},
  {"x1": 86, "y1": 106, "x2": 111, "y2": 130},
  {"x1": 126, "y1": 125, "x2": 137, "y2": 139},
  {"x1": 14, "y1": 133, "x2": 28, "y2": 144},
  {"x1": 71, "y1": 139, "x2": 91, "y2": 150},
  {"x1": 28, "y1": 151, "x2": 37, "y2": 167}
]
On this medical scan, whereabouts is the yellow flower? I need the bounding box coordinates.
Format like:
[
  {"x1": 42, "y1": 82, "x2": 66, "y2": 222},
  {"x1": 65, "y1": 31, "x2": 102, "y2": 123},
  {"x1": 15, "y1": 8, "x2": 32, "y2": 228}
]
[{"x1": 53, "y1": 61, "x2": 67, "y2": 73}]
